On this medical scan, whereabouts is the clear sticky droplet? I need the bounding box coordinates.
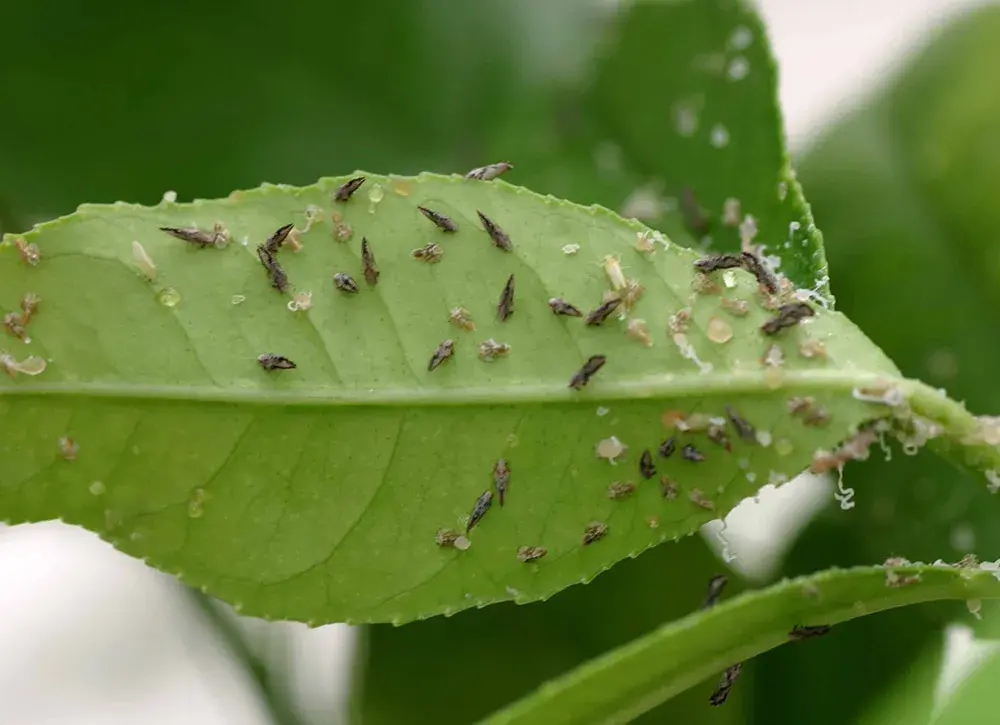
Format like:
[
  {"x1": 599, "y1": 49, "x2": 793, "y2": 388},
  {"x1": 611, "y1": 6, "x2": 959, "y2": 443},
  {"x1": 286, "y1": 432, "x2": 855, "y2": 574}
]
[
  {"x1": 161, "y1": 190, "x2": 178, "y2": 203},
  {"x1": 11, "y1": 356, "x2": 46, "y2": 376},
  {"x1": 562, "y1": 243, "x2": 580, "y2": 255},
  {"x1": 755, "y1": 430, "x2": 773, "y2": 447},
  {"x1": 596, "y1": 436, "x2": 627, "y2": 464},
  {"x1": 367, "y1": 183, "x2": 385, "y2": 213},
  {"x1": 390, "y1": 177, "x2": 412, "y2": 196},
  {"x1": 157, "y1": 287, "x2": 181, "y2": 307},
  {"x1": 89, "y1": 481, "x2": 106, "y2": 496},
  {"x1": 722, "y1": 270, "x2": 738, "y2": 288},
  {"x1": 231, "y1": 295, "x2": 246, "y2": 305},
  {"x1": 706, "y1": 316, "x2": 733, "y2": 344},
  {"x1": 775, "y1": 439, "x2": 794, "y2": 457}
]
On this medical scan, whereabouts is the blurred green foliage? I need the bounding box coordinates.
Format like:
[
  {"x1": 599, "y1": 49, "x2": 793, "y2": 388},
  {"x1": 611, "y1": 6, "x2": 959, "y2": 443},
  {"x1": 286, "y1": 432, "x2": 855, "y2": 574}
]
[{"x1": 4, "y1": 0, "x2": 1000, "y2": 722}]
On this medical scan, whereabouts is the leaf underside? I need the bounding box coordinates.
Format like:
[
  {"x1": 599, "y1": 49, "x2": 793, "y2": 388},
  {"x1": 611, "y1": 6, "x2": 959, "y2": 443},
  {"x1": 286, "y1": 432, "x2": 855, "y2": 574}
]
[{"x1": 2, "y1": 173, "x2": 904, "y2": 625}]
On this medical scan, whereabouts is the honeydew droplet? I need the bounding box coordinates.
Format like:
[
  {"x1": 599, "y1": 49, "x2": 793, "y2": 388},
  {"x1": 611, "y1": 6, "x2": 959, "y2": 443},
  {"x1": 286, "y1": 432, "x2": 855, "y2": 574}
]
[
  {"x1": 231, "y1": 294, "x2": 246, "y2": 305},
  {"x1": 89, "y1": 481, "x2": 106, "y2": 496},
  {"x1": 157, "y1": 287, "x2": 181, "y2": 307},
  {"x1": 706, "y1": 316, "x2": 733, "y2": 344},
  {"x1": 12, "y1": 356, "x2": 47, "y2": 376},
  {"x1": 775, "y1": 439, "x2": 794, "y2": 457},
  {"x1": 390, "y1": 176, "x2": 412, "y2": 196},
  {"x1": 367, "y1": 183, "x2": 385, "y2": 213},
  {"x1": 161, "y1": 190, "x2": 178, "y2": 203}
]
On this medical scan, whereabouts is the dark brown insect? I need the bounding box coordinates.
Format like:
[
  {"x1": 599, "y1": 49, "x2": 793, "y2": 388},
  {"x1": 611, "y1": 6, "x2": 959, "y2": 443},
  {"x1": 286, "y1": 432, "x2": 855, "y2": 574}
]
[
  {"x1": 334, "y1": 176, "x2": 366, "y2": 201},
  {"x1": 333, "y1": 272, "x2": 360, "y2": 294},
  {"x1": 256, "y1": 245, "x2": 289, "y2": 292},
  {"x1": 707, "y1": 423, "x2": 732, "y2": 451},
  {"x1": 466, "y1": 490, "x2": 493, "y2": 533},
  {"x1": 494, "y1": 458, "x2": 510, "y2": 506},
  {"x1": 497, "y1": 273, "x2": 515, "y2": 321},
  {"x1": 726, "y1": 406, "x2": 756, "y2": 442},
  {"x1": 682, "y1": 444, "x2": 706, "y2": 462},
  {"x1": 159, "y1": 224, "x2": 219, "y2": 247},
  {"x1": 361, "y1": 237, "x2": 379, "y2": 286},
  {"x1": 517, "y1": 545, "x2": 547, "y2": 563},
  {"x1": 761, "y1": 302, "x2": 815, "y2": 335},
  {"x1": 263, "y1": 223, "x2": 295, "y2": 254},
  {"x1": 477, "y1": 211, "x2": 513, "y2": 251},
  {"x1": 568, "y1": 354, "x2": 607, "y2": 390},
  {"x1": 680, "y1": 187, "x2": 711, "y2": 236},
  {"x1": 639, "y1": 449, "x2": 656, "y2": 479},
  {"x1": 701, "y1": 574, "x2": 729, "y2": 610},
  {"x1": 418, "y1": 206, "x2": 458, "y2": 232},
  {"x1": 466, "y1": 162, "x2": 513, "y2": 181},
  {"x1": 428, "y1": 339, "x2": 455, "y2": 371},
  {"x1": 740, "y1": 251, "x2": 778, "y2": 294},
  {"x1": 607, "y1": 481, "x2": 636, "y2": 499},
  {"x1": 257, "y1": 353, "x2": 296, "y2": 370},
  {"x1": 789, "y1": 624, "x2": 832, "y2": 641},
  {"x1": 693, "y1": 253, "x2": 742, "y2": 273},
  {"x1": 709, "y1": 663, "x2": 743, "y2": 706},
  {"x1": 660, "y1": 475, "x2": 678, "y2": 499},
  {"x1": 584, "y1": 297, "x2": 622, "y2": 326},
  {"x1": 583, "y1": 521, "x2": 608, "y2": 545},
  {"x1": 658, "y1": 437, "x2": 676, "y2": 458},
  {"x1": 548, "y1": 297, "x2": 583, "y2": 317}
]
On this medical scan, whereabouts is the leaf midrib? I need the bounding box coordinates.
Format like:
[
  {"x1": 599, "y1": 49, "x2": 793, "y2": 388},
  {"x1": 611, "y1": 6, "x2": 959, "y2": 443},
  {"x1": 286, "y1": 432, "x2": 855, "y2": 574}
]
[{"x1": 0, "y1": 369, "x2": 904, "y2": 407}]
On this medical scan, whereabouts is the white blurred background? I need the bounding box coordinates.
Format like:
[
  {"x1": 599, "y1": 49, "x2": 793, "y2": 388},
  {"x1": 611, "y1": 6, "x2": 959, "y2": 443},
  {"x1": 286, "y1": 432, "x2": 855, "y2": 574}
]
[{"x1": 0, "y1": 1, "x2": 992, "y2": 723}]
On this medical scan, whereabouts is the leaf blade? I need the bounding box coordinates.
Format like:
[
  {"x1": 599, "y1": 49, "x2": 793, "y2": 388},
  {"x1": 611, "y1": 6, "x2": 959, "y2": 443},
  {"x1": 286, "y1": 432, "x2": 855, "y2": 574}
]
[{"x1": 0, "y1": 174, "x2": 933, "y2": 626}]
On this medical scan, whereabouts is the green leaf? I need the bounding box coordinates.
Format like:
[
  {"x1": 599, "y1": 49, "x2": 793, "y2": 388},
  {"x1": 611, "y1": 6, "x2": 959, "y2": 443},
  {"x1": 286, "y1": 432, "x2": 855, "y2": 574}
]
[
  {"x1": 493, "y1": 0, "x2": 830, "y2": 297},
  {"x1": 480, "y1": 564, "x2": 1000, "y2": 725},
  {"x1": 750, "y1": 517, "x2": 949, "y2": 724},
  {"x1": 0, "y1": 173, "x2": 990, "y2": 626},
  {"x1": 351, "y1": 537, "x2": 748, "y2": 724}
]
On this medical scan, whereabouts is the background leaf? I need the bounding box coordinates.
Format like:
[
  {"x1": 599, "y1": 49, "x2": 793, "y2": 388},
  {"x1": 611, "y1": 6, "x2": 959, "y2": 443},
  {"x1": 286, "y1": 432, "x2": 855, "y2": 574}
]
[
  {"x1": 0, "y1": 174, "x2": 898, "y2": 626},
  {"x1": 482, "y1": 563, "x2": 1000, "y2": 725},
  {"x1": 486, "y1": 0, "x2": 831, "y2": 296}
]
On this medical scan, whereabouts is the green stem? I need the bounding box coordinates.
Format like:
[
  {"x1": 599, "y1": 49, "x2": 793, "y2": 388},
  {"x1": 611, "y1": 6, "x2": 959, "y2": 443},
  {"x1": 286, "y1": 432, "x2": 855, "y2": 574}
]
[
  {"x1": 186, "y1": 588, "x2": 306, "y2": 725},
  {"x1": 478, "y1": 564, "x2": 1000, "y2": 725}
]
